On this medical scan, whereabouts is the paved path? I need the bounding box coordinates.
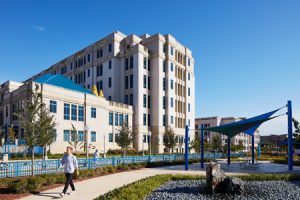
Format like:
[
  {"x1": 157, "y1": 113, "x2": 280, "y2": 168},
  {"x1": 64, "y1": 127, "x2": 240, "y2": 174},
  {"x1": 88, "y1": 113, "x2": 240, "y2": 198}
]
[{"x1": 22, "y1": 162, "x2": 300, "y2": 200}]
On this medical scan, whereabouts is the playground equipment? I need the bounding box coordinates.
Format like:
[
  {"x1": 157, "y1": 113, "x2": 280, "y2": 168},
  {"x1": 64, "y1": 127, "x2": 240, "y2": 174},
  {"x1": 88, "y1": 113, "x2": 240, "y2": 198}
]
[{"x1": 185, "y1": 100, "x2": 294, "y2": 171}]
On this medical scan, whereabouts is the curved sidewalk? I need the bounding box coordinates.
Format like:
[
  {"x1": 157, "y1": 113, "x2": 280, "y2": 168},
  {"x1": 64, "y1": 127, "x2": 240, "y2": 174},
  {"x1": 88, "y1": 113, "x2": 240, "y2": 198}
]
[{"x1": 21, "y1": 162, "x2": 300, "y2": 200}]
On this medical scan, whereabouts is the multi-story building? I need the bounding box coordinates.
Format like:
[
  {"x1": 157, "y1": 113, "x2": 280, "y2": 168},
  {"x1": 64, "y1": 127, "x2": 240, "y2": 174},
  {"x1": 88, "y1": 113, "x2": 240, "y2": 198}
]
[
  {"x1": 1, "y1": 31, "x2": 195, "y2": 153},
  {"x1": 195, "y1": 117, "x2": 260, "y2": 152},
  {"x1": 0, "y1": 74, "x2": 133, "y2": 154}
]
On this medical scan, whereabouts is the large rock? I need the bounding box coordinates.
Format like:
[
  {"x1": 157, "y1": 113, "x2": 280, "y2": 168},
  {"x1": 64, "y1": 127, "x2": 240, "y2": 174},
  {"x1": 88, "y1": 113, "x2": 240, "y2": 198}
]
[
  {"x1": 205, "y1": 161, "x2": 225, "y2": 194},
  {"x1": 204, "y1": 162, "x2": 244, "y2": 195}
]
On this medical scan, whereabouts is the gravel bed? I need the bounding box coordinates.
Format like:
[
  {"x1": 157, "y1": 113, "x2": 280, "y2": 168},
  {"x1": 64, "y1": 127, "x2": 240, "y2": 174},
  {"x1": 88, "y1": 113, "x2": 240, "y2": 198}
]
[{"x1": 145, "y1": 180, "x2": 300, "y2": 200}]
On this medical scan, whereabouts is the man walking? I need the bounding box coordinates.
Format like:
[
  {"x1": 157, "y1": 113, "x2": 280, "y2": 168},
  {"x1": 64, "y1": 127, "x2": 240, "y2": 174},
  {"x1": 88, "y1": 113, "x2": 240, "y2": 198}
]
[{"x1": 58, "y1": 146, "x2": 79, "y2": 198}]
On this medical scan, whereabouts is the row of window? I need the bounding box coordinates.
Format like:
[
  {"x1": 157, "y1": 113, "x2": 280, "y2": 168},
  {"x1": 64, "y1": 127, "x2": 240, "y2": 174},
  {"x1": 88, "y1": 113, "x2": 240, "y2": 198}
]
[
  {"x1": 125, "y1": 56, "x2": 134, "y2": 70},
  {"x1": 109, "y1": 112, "x2": 129, "y2": 126},
  {"x1": 125, "y1": 75, "x2": 134, "y2": 89}
]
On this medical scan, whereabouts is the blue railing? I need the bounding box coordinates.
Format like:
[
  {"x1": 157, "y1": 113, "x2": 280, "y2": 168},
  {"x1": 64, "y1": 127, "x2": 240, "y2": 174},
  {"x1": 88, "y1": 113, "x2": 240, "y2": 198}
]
[{"x1": 0, "y1": 152, "x2": 245, "y2": 178}]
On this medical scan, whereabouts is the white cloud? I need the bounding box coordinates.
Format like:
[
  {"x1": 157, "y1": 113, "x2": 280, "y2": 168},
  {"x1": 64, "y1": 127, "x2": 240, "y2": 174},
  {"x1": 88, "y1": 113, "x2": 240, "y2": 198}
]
[{"x1": 32, "y1": 25, "x2": 45, "y2": 32}]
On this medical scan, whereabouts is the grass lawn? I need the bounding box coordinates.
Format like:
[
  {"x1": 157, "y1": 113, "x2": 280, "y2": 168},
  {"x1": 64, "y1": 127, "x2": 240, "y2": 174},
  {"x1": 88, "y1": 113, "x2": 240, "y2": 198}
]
[{"x1": 95, "y1": 173, "x2": 300, "y2": 200}]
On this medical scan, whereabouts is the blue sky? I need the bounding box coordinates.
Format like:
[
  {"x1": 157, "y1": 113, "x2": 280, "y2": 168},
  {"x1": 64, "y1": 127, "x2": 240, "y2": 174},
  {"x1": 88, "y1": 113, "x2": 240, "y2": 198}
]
[{"x1": 0, "y1": 0, "x2": 299, "y2": 135}]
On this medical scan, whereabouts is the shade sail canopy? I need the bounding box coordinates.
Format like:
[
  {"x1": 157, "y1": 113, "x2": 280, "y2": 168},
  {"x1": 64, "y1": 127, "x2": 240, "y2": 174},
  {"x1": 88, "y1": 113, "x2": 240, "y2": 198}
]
[{"x1": 204, "y1": 108, "x2": 282, "y2": 138}]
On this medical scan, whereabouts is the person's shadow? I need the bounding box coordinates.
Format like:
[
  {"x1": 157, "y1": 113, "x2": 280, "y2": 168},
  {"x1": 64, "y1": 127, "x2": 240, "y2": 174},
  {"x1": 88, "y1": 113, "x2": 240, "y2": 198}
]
[{"x1": 32, "y1": 191, "x2": 67, "y2": 199}]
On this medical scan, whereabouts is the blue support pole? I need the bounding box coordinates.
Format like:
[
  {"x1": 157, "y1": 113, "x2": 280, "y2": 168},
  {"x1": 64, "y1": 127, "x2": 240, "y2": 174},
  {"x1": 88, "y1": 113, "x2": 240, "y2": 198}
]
[
  {"x1": 227, "y1": 137, "x2": 231, "y2": 165},
  {"x1": 185, "y1": 125, "x2": 189, "y2": 171},
  {"x1": 252, "y1": 135, "x2": 255, "y2": 164},
  {"x1": 287, "y1": 100, "x2": 293, "y2": 171},
  {"x1": 201, "y1": 125, "x2": 204, "y2": 169}
]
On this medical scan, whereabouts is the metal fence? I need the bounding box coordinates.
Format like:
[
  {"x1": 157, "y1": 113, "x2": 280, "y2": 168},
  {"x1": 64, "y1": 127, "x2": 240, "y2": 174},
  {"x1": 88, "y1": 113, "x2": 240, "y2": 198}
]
[{"x1": 0, "y1": 152, "x2": 245, "y2": 178}]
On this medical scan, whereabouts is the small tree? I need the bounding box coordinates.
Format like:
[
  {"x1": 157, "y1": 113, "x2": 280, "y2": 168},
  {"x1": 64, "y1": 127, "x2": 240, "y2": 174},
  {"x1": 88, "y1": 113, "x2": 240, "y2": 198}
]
[
  {"x1": 163, "y1": 128, "x2": 177, "y2": 154},
  {"x1": 68, "y1": 124, "x2": 83, "y2": 153},
  {"x1": 37, "y1": 102, "x2": 56, "y2": 159},
  {"x1": 115, "y1": 125, "x2": 133, "y2": 156},
  {"x1": 293, "y1": 118, "x2": 300, "y2": 148},
  {"x1": 190, "y1": 132, "x2": 201, "y2": 153},
  {"x1": 211, "y1": 135, "x2": 222, "y2": 152},
  {"x1": 18, "y1": 84, "x2": 56, "y2": 176},
  {"x1": 7, "y1": 127, "x2": 16, "y2": 144}
]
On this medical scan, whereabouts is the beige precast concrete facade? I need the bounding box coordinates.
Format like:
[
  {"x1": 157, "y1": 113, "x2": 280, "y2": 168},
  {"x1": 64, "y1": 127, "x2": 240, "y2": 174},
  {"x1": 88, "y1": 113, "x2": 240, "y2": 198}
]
[
  {"x1": 0, "y1": 80, "x2": 133, "y2": 154},
  {"x1": 1, "y1": 31, "x2": 195, "y2": 154},
  {"x1": 195, "y1": 117, "x2": 260, "y2": 151}
]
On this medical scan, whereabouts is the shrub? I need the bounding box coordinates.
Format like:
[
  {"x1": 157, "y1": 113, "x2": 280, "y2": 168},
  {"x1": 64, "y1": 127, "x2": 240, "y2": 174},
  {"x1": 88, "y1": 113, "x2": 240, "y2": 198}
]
[
  {"x1": 27, "y1": 176, "x2": 45, "y2": 191},
  {"x1": 55, "y1": 175, "x2": 66, "y2": 184},
  {"x1": 8, "y1": 179, "x2": 28, "y2": 193},
  {"x1": 43, "y1": 176, "x2": 56, "y2": 186},
  {"x1": 117, "y1": 164, "x2": 130, "y2": 170},
  {"x1": 106, "y1": 165, "x2": 115, "y2": 173}
]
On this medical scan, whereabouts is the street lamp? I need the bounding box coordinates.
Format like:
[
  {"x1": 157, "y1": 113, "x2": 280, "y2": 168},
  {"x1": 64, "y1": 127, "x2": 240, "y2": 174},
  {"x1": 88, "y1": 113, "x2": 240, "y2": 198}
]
[
  {"x1": 148, "y1": 130, "x2": 152, "y2": 156},
  {"x1": 103, "y1": 133, "x2": 106, "y2": 158},
  {"x1": 85, "y1": 125, "x2": 89, "y2": 158}
]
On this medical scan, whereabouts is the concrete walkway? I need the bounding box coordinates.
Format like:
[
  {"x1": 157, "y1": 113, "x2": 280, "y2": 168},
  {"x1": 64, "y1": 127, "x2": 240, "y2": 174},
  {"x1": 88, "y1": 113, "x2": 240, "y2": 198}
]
[{"x1": 21, "y1": 162, "x2": 300, "y2": 200}]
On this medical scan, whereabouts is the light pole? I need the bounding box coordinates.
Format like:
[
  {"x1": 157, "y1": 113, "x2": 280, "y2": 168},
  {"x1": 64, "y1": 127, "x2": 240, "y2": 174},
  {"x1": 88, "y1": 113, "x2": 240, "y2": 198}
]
[
  {"x1": 85, "y1": 125, "x2": 89, "y2": 159},
  {"x1": 148, "y1": 130, "x2": 152, "y2": 156},
  {"x1": 103, "y1": 133, "x2": 106, "y2": 158}
]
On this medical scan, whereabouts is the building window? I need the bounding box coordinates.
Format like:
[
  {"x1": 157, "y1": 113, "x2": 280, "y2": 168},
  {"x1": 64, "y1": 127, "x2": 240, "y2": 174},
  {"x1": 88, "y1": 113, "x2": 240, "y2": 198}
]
[
  {"x1": 143, "y1": 57, "x2": 147, "y2": 69},
  {"x1": 143, "y1": 75, "x2": 147, "y2": 89},
  {"x1": 163, "y1": 61, "x2": 166, "y2": 72},
  {"x1": 170, "y1": 80, "x2": 173, "y2": 89},
  {"x1": 108, "y1": 96, "x2": 112, "y2": 101},
  {"x1": 109, "y1": 112, "x2": 113, "y2": 125},
  {"x1": 188, "y1": 73, "x2": 190, "y2": 80},
  {"x1": 109, "y1": 133, "x2": 113, "y2": 142},
  {"x1": 170, "y1": 47, "x2": 174, "y2": 55},
  {"x1": 64, "y1": 130, "x2": 70, "y2": 142},
  {"x1": 163, "y1": 78, "x2": 166, "y2": 91},
  {"x1": 148, "y1": 95, "x2": 151, "y2": 109},
  {"x1": 163, "y1": 96, "x2": 166, "y2": 109},
  {"x1": 163, "y1": 115, "x2": 166, "y2": 126},
  {"x1": 108, "y1": 77, "x2": 112, "y2": 88},
  {"x1": 109, "y1": 44, "x2": 112, "y2": 52},
  {"x1": 188, "y1": 119, "x2": 191, "y2": 127},
  {"x1": 130, "y1": 94, "x2": 133, "y2": 105},
  {"x1": 87, "y1": 54, "x2": 90, "y2": 62},
  {"x1": 171, "y1": 116, "x2": 174, "y2": 124},
  {"x1": 125, "y1": 95, "x2": 129, "y2": 104},
  {"x1": 91, "y1": 107, "x2": 96, "y2": 118},
  {"x1": 78, "y1": 106, "x2": 84, "y2": 121},
  {"x1": 64, "y1": 103, "x2": 70, "y2": 120},
  {"x1": 130, "y1": 56, "x2": 134, "y2": 68},
  {"x1": 97, "y1": 81, "x2": 103, "y2": 91},
  {"x1": 50, "y1": 100, "x2": 57, "y2": 113},
  {"x1": 148, "y1": 59, "x2": 151, "y2": 71},
  {"x1": 143, "y1": 135, "x2": 147, "y2": 143},
  {"x1": 148, "y1": 114, "x2": 151, "y2": 126},
  {"x1": 71, "y1": 105, "x2": 77, "y2": 121},
  {"x1": 115, "y1": 113, "x2": 119, "y2": 126},
  {"x1": 91, "y1": 131, "x2": 96, "y2": 142},
  {"x1": 188, "y1": 58, "x2": 190, "y2": 66},
  {"x1": 125, "y1": 76, "x2": 129, "y2": 89},
  {"x1": 130, "y1": 74, "x2": 133, "y2": 88},
  {"x1": 188, "y1": 87, "x2": 190, "y2": 96},
  {"x1": 109, "y1": 60, "x2": 112, "y2": 69},
  {"x1": 97, "y1": 65, "x2": 103, "y2": 76},
  {"x1": 171, "y1": 97, "x2": 173, "y2": 107},
  {"x1": 188, "y1": 103, "x2": 190, "y2": 112},
  {"x1": 148, "y1": 76, "x2": 151, "y2": 90},
  {"x1": 78, "y1": 131, "x2": 84, "y2": 142},
  {"x1": 119, "y1": 114, "x2": 123, "y2": 126},
  {"x1": 100, "y1": 49, "x2": 103, "y2": 57},
  {"x1": 143, "y1": 113, "x2": 147, "y2": 126},
  {"x1": 87, "y1": 69, "x2": 90, "y2": 77},
  {"x1": 170, "y1": 63, "x2": 173, "y2": 71},
  {"x1": 125, "y1": 114, "x2": 129, "y2": 126},
  {"x1": 143, "y1": 94, "x2": 147, "y2": 108},
  {"x1": 125, "y1": 58, "x2": 129, "y2": 70},
  {"x1": 61, "y1": 66, "x2": 67, "y2": 74}
]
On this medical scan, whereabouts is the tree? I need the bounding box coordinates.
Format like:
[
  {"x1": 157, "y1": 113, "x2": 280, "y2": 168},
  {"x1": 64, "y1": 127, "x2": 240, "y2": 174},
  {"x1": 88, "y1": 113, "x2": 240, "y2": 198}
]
[
  {"x1": 163, "y1": 128, "x2": 177, "y2": 154},
  {"x1": 211, "y1": 135, "x2": 222, "y2": 152},
  {"x1": 7, "y1": 127, "x2": 16, "y2": 144},
  {"x1": 115, "y1": 125, "x2": 133, "y2": 156},
  {"x1": 36, "y1": 101, "x2": 56, "y2": 160},
  {"x1": 293, "y1": 118, "x2": 300, "y2": 148},
  {"x1": 68, "y1": 124, "x2": 83, "y2": 153},
  {"x1": 18, "y1": 84, "x2": 56, "y2": 176},
  {"x1": 190, "y1": 132, "x2": 201, "y2": 153}
]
